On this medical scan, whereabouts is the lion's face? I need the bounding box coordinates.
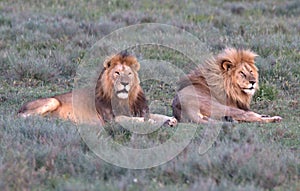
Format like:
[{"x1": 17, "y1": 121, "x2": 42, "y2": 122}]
[
  {"x1": 99, "y1": 53, "x2": 141, "y2": 100},
  {"x1": 233, "y1": 63, "x2": 258, "y2": 95},
  {"x1": 110, "y1": 64, "x2": 137, "y2": 99},
  {"x1": 95, "y1": 52, "x2": 149, "y2": 120},
  {"x1": 219, "y1": 48, "x2": 259, "y2": 97}
]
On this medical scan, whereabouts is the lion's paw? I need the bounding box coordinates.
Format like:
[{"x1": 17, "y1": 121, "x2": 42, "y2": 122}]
[
  {"x1": 163, "y1": 117, "x2": 178, "y2": 127},
  {"x1": 271, "y1": 116, "x2": 282, "y2": 123},
  {"x1": 262, "y1": 115, "x2": 282, "y2": 123}
]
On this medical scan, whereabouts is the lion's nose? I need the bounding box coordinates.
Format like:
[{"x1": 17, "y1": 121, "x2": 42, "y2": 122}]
[
  {"x1": 249, "y1": 80, "x2": 256, "y2": 85},
  {"x1": 121, "y1": 82, "x2": 129, "y2": 86}
]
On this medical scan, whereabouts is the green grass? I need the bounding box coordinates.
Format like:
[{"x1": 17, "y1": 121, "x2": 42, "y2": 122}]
[{"x1": 0, "y1": 0, "x2": 299, "y2": 190}]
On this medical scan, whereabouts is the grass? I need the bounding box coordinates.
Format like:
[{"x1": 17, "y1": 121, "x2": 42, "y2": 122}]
[{"x1": 0, "y1": 0, "x2": 299, "y2": 190}]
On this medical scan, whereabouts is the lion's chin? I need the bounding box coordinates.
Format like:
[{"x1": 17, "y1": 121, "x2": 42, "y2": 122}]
[
  {"x1": 117, "y1": 93, "x2": 129, "y2": 99},
  {"x1": 242, "y1": 88, "x2": 255, "y2": 95}
]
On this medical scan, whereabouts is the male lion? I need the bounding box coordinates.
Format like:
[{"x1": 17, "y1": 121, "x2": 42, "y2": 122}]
[
  {"x1": 19, "y1": 52, "x2": 177, "y2": 126},
  {"x1": 172, "y1": 48, "x2": 282, "y2": 123}
]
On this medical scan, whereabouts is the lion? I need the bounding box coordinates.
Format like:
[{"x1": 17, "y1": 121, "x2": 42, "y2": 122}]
[
  {"x1": 18, "y1": 52, "x2": 177, "y2": 127},
  {"x1": 172, "y1": 48, "x2": 282, "y2": 123}
]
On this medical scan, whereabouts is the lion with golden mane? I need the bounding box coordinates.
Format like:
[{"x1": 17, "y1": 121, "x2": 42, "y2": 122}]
[
  {"x1": 172, "y1": 48, "x2": 282, "y2": 123},
  {"x1": 19, "y1": 52, "x2": 177, "y2": 126}
]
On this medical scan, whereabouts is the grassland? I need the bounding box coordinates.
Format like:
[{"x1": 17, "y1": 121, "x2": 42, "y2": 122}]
[{"x1": 0, "y1": 0, "x2": 299, "y2": 190}]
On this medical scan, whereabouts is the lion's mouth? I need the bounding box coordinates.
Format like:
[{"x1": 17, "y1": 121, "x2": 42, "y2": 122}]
[
  {"x1": 117, "y1": 89, "x2": 128, "y2": 94},
  {"x1": 116, "y1": 89, "x2": 129, "y2": 99},
  {"x1": 242, "y1": 87, "x2": 255, "y2": 95}
]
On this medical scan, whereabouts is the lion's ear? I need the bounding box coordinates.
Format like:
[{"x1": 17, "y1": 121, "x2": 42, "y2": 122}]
[
  {"x1": 132, "y1": 62, "x2": 140, "y2": 71},
  {"x1": 103, "y1": 60, "x2": 111, "y2": 69},
  {"x1": 221, "y1": 60, "x2": 233, "y2": 71},
  {"x1": 103, "y1": 55, "x2": 116, "y2": 69}
]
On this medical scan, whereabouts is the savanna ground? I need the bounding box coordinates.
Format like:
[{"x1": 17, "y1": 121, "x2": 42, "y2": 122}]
[{"x1": 0, "y1": 0, "x2": 299, "y2": 190}]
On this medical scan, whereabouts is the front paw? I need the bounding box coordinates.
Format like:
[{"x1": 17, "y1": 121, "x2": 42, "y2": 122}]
[
  {"x1": 163, "y1": 117, "x2": 178, "y2": 127},
  {"x1": 262, "y1": 115, "x2": 282, "y2": 123},
  {"x1": 271, "y1": 116, "x2": 282, "y2": 123}
]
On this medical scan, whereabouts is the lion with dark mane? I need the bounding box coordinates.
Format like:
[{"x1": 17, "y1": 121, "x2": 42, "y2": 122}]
[
  {"x1": 172, "y1": 48, "x2": 282, "y2": 123},
  {"x1": 19, "y1": 52, "x2": 176, "y2": 126}
]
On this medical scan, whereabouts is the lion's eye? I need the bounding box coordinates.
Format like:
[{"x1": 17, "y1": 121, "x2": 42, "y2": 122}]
[
  {"x1": 240, "y1": 71, "x2": 246, "y2": 78},
  {"x1": 115, "y1": 71, "x2": 120, "y2": 75},
  {"x1": 128, "y1": 72, "x2": 132, "y2": 76}
]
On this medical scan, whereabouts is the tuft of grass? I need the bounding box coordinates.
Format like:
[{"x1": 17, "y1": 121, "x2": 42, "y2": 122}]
[
  {"x1": 8, "y1": 51, "x2": 58, "y2": 82},
  {"x1": 254, "y1": 83, "x2": 278, "y2": 102}
]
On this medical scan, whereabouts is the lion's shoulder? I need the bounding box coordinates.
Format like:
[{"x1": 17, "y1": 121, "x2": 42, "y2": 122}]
[{"x1": 177, "y1": 58, "x2": 223, "y2": 96}]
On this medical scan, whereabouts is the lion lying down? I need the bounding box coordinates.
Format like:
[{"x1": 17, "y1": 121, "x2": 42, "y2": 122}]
[
  {"x1": 172, "y1": 48, "x2": 282, "y2": 123},
  {"x1": 18, "y1": 52, "x2": 177, "y2": 127}
]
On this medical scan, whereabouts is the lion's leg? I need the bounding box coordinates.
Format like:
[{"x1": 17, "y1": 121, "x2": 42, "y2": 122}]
[
  {"x1": 226, "y1": 107, "x2": 282, "y2": 123},
  {"x1": 173, "y1": 89, "x2": 211, "y2": 124},
  {"x1": 185, "y1": 99, "x2": 282, "y2": 123},
  {"x1": 114, "y1": 115, "x2": 145, "y2": 123},
  {"x1": 114, "y1": 114, "x2": 178, "y2": 127},
  {"x1": 182, "y1": 109, "x2": 210, "y2": 124},
  {"x1": 18, "y1": 98, "x2": 60, "y2": 117}
]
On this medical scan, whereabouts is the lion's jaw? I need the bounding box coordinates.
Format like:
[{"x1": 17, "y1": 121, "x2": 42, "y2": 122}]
[
  {"x1": 238, "y1": 78, "x2": 257, "y2": 96},
  {"x1": 242, "y1": 83, "x2": 256, "y2": 95}
]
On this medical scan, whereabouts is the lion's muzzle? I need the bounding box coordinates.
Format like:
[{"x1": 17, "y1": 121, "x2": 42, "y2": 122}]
[{"x1": 115, "y1": 82, "x2": 131, "y2": 99}]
